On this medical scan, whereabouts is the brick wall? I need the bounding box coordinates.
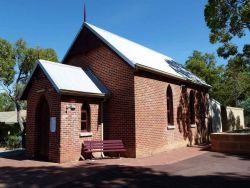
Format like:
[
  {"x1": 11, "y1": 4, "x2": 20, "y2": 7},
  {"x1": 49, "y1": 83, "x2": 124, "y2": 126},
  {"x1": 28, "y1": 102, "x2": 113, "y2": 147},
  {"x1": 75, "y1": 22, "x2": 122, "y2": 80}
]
[
  {"x1": 59, "y1": 96, "x2": 102, "y2": 162},
  {"x1": 211, "y1": 133, "x2": 250, "y2": 154},
  {"x1": 26, "y1": 68, "x2": 61, "y2": 162},
  {"x1": 64, "y1": 30, "x2": 209, "y2": 158},
  {"x1": 26, "y1": 27, "x2": 209, "y2": 161},
  {"x1": 26, "y1": 67, "x2": 103, "y2": 163},
  {"x1": 65, "y1": 44, "x2": 136, "y2": 157},
  {"x1": 134, "y1": 71, "x2": 209, "y2": 157}
]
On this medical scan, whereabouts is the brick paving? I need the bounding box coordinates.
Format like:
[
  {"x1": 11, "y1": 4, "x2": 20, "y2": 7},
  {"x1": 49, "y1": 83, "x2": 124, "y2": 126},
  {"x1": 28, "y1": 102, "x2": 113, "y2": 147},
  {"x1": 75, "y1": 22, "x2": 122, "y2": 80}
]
[
  {"x1": 0, "y1": 146, "x2": 249, "y2": 188},
  {"x1": 92, "y1": 145, "x2": 210, "y2": 166}
]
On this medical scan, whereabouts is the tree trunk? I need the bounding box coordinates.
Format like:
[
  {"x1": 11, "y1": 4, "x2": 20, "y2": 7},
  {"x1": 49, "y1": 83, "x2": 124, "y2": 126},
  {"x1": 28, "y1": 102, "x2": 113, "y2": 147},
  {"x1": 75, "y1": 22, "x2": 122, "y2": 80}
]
[{"x1": 16, "y1": 100, "x2": 24, "y2": 133}]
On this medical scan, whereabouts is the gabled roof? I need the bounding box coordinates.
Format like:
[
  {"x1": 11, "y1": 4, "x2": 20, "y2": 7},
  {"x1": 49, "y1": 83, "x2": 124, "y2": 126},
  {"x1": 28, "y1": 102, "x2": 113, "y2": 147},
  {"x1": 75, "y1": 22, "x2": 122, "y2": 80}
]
[
  {"x1": 63, "y1": 23, "x2": 211, "y2": 88},
  {"x1": 20, "y1": 60, "x2": 108, "y2": 100}
]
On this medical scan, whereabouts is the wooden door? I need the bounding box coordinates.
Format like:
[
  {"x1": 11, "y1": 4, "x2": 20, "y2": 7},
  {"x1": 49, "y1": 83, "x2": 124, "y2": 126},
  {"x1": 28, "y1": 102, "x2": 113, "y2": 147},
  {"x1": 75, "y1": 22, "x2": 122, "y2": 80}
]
[{"x1": 37, "y1": 97, "x2": 50, "y2": 160}]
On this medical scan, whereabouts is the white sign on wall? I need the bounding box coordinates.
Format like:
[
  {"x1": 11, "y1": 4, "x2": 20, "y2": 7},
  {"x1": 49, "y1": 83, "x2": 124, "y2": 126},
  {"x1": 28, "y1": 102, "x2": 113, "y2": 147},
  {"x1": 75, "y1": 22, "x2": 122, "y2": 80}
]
[{"x1": 50, "y1": 117, "x2": 56, "y2": 132}]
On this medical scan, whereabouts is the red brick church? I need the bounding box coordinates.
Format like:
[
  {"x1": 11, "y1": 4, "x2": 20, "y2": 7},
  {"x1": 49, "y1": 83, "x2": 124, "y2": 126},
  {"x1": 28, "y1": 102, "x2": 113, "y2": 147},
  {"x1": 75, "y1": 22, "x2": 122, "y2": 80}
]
[{"x1": 20, "y1": 22, "x2": 210, "y2": 163}]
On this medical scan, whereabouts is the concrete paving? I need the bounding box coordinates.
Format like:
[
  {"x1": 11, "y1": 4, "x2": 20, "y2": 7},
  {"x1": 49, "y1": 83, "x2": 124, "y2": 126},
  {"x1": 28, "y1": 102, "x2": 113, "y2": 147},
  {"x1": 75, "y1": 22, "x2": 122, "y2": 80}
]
[{"x1": 0, "y1": 146, "x2": 249, "y2": 188}]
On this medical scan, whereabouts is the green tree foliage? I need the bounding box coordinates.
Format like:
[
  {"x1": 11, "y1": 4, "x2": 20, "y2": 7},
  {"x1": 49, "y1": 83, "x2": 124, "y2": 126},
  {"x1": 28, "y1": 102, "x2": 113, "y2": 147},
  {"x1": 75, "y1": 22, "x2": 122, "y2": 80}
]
[
  {"x1": 0, "y1": 38, "x2": 15, "y2": 86},
  {"x1": 223, "y1": 56, "x2": 250, "y2": 106},
  {"x1": 0, "y1": 37, "x2": 58, "y2": 132},
  {"x1": 204, "y1": 0, "x2": 250, "y2": 118},
  {"x1": 186, "y1": 50, "x2": 250, "y2": 109},
  {"x1": 239, "y1": 97, "x2": 250, "y2": 116},
  {"x1": 185, "y1": 51, "x2": 224, "y2": 100},
  {"x1": 0, "y1": 92, "x2": 15, "y2": 111},
  {"x1": 204, "y1": 0, "x2": 250, "y2": 60}
]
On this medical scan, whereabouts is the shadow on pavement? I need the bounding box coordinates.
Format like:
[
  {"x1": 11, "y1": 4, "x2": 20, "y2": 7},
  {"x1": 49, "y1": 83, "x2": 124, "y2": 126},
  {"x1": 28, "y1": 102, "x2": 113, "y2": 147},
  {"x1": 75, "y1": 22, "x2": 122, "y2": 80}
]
[
  {"x1": 1, "y1": 149, "x2": 250, "y2": 187},
  {"x1": 210, "y1": 151, "x2": 250, "y2": 161},
  {"x1": 0, "y1": 149, "x2": 26, "y2": 160},
  {"x1": 0, "y1": 162, "x2": 249, "y2": 188}
]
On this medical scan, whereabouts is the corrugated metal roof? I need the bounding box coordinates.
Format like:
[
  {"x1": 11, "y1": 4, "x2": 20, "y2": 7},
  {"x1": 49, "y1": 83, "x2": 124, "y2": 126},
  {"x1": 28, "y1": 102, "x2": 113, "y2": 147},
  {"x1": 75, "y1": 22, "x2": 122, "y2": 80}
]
[
  {"x1": 0, "y1": 110, "x2": 26, "y2": 124},
  {"x1": 39, "y1": 60, "x2": 106, "y2": 95},
  {"x1": 85, "y1": 23, "x2": 210, "y2": 87},
  {"x1": 20, "y1": 60, "x2": 107, "y2": 99}
]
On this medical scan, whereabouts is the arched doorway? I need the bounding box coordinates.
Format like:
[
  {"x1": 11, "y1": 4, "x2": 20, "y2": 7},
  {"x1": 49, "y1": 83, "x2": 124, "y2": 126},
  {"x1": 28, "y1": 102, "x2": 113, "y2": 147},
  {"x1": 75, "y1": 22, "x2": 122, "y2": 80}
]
[{"x1": 36, "y1": 96, "x2": 50, "y2": 160}]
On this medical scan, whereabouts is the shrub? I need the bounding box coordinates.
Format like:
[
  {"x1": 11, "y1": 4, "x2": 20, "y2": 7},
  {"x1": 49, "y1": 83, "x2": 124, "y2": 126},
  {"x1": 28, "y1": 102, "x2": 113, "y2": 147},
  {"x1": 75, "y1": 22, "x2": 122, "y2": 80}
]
[
  {"x1": 0, "y1": 123, "x2": 20, "y2": 143},
  {"x1": 5, "y1": 135, "x2": 21, "y2": 149}
]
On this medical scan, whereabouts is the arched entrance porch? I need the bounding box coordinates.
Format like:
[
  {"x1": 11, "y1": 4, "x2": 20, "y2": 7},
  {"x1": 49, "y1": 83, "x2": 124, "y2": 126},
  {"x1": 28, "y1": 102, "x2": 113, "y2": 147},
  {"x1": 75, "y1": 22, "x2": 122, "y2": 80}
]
[{"x1": 36, "y1": 96, "x2": 50, "y2": 160}]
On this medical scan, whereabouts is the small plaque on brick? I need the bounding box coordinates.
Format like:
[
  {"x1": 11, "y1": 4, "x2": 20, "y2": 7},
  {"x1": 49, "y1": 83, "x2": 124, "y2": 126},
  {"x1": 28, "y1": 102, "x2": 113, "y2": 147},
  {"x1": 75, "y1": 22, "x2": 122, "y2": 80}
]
[{"x1": 50, "y1": 117, "x2": 56, "y2": 132}]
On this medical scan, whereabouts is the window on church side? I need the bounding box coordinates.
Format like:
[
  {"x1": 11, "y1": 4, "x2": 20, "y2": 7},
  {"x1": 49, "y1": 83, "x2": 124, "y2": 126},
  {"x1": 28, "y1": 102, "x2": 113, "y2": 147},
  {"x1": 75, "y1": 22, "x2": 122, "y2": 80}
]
[
  {"x1": 167, "y1": 85, "x2": 174, "y2": 125},
  {"x1": 189, "y1": 90, "x2": 195, "y2": 125},
  {"x1": 81, "y1": 103, "x2": 90, "y2": 132}
]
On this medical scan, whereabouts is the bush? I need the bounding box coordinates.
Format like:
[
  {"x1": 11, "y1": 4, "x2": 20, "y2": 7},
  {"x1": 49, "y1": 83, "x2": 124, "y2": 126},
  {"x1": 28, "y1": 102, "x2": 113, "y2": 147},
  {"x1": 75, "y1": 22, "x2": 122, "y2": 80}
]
[
  {"x1": 0, "y1": 141, "x2": 6, "y2": 147},
  {"x1": 0, "y1": 123, "x2": 20, "y2": 143},
  {"x1": 5, "y1": 135, "x2": 21, "y2": 149}
]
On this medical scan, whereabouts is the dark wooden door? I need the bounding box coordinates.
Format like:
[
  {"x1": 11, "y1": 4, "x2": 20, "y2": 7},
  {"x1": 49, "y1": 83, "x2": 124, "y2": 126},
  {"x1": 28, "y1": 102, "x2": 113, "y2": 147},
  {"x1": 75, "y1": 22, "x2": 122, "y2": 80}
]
[{"x1": 37, "y1": 98, "x2": 50, "y2": 160}]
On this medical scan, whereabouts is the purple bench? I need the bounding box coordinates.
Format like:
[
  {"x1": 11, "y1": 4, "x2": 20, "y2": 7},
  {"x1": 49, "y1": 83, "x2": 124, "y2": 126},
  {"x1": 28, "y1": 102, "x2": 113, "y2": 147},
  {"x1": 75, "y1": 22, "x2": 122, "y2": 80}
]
[{"x1": 83, "y1": 140, "x2": 126, "y2": 159}]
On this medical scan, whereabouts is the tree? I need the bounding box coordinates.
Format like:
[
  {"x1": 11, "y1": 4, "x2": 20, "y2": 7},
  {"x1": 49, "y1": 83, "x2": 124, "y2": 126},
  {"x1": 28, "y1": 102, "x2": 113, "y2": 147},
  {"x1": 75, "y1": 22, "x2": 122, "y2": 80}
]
[
  {"x1": 240, "y1": 97, "x2": 250, "y2": 126},
  {"x1": 223, "y1": 55, "x2": 250, "y2": 106},
  {"x1": 204, "y1": 0, "x2": 250, "y2": 116},
  {"x1": 185, "y1": 50, "x2": 250, "y2": 108},
  {"x1": 204, "y1": 0, "x2": 250, "y2": 60},
  {"x1": 0, "y1": 37, "x2": 58, "y2": 133},
  {"x1": 185, "y1": 51, "x2": 224, "y2": 100},
  {"x1": 0, "y1": 92, "x2": 15, "y2": 112}
]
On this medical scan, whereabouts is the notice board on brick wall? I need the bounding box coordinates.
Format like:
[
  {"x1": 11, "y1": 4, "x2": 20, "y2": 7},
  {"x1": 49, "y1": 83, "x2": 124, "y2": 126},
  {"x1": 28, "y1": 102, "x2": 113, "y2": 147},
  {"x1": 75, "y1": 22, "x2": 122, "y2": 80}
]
[{"x1": 50, "y1": 117, "x2": 56, "y2": 132}]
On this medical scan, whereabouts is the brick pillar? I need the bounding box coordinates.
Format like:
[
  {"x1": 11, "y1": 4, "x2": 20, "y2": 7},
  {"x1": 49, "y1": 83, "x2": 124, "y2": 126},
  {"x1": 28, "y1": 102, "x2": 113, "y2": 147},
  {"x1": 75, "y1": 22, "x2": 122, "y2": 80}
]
[{"x1": 59, "y1": 101, "x2": 101, "y2": 163}]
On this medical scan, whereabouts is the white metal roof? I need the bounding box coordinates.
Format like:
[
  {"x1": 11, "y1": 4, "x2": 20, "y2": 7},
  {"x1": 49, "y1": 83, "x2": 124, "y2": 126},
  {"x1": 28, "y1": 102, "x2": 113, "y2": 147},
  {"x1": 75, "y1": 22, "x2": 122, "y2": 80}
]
[
  {"x1": 20, "y1": 60, "x2": 107, "y2": 99},
  {"x1": 85, "y1": 23, "x2": 210, "y2": 87},
  {"x1": 38, "y1": 60, "x2": 106, "y2": 95}
]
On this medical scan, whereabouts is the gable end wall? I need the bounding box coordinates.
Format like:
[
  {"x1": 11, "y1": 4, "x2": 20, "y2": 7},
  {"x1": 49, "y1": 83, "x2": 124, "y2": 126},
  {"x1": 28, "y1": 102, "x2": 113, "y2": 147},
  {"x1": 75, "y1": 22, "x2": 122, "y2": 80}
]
[
  {"x1": 26, "y1": 69, "x2": 61, "y2": 162},
  {"x1": 65, "y1": 44, "x2": 136, "y2": 157}
]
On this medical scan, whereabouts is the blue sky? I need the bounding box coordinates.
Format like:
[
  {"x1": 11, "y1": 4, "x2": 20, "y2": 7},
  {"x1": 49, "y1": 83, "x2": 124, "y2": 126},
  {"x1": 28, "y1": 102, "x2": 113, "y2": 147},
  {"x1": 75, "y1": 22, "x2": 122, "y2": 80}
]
[{"x1": 0, "y1": 0, "x2": 249, "y2": 65}]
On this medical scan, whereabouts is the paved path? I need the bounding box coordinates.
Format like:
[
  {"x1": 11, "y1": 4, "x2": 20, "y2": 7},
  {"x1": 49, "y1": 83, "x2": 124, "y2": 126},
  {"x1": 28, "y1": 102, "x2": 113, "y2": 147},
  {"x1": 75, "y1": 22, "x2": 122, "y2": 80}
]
[
  {"x1": 92, "y1": 145, "x2": 210, "y2": 166},
  {"x1": 0, "y1": 146, "x2": 249, "y2": 188}
]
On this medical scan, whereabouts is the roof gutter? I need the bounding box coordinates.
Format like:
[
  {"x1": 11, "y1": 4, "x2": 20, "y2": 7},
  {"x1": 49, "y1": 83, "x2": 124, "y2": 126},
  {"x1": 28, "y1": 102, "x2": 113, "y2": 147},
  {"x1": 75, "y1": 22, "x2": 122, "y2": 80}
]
[
  {"x1": 135, "y1": 64, "x2": 211, "y2": 89},
  {"x1": 60, "y1": 89, "x2": 107, "y2": 98}
]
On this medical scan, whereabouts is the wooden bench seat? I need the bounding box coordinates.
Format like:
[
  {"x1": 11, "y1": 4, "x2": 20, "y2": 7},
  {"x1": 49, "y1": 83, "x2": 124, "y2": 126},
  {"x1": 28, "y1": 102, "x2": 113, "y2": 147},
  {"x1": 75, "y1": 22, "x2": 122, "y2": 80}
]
[{"x1": 83, "y1": 140, "x2": 126, "y2": 159}]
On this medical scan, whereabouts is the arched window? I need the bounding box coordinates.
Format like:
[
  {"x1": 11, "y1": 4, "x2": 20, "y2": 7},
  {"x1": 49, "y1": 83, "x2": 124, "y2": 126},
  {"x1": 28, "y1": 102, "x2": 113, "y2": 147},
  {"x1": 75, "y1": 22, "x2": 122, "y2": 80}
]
[
  {"x1": 81, "y1": 103, "x2": 90, "y2": 132},
  {"x1": 167, "y1": 85, "x2": 174, "y2": 125},
  {"x1": 189, "y1": 90, "x2": 195, "y2": 124}
]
